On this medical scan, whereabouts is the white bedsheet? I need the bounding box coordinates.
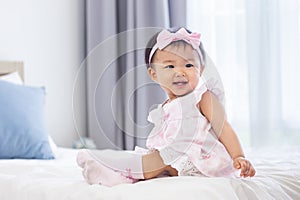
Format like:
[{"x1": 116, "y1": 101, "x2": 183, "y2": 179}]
[{"x1": 0, "y1": 147, "x2": 299, "y2": 200}]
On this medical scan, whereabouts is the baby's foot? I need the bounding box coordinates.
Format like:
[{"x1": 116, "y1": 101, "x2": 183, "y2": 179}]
[
  {"x1": 76, "y1": 149, "x2": 93, "y2": 168},
  {"x1": 82, "y1": 159, "x2": 135, "y2": 187}
]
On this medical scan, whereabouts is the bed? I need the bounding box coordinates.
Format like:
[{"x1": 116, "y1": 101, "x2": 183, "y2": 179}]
[
  {"x1": 0, "y1": 62, "x2": 300, "y2": 200},
  {"x1": 0, "y1": 147, "x2": 299, "y2": 200}
]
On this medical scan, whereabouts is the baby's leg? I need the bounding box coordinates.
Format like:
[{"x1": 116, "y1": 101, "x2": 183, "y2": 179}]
[
  {"x1": 142, "y1": 150, "x2": 178, "y2": 179},
  {"x1": 77, "y1": 149, "x2": 177, "y2": 184},
  {"x1": 166, "y1": 165, "x2": 178, "y2": 176},
  {"x1": 77, "y1": 149, "x2": 140, "y2": 187}
]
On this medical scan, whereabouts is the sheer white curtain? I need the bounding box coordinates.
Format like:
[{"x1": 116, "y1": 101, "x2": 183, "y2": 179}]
[{"x1": 187, "y1": 0, "x2": 300, "y2": 147}]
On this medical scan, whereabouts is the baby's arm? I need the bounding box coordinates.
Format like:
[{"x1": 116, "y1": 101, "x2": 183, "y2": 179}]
[
  {"x1": 199, "y1": 91, "x2": 256, "y2": 177},
  {"x1": 142, "y1": 150, "x2": 178, "y2": 179}
]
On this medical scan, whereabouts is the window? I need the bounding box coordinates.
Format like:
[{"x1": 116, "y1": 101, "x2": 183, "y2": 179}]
[{"x1": 187, "y1": 0, "x2": 300, "y2": 146}]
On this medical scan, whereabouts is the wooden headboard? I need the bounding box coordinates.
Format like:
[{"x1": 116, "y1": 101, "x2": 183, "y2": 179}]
[{"x1": 0, "y1": 61, "x2": 24, "y2": 81}]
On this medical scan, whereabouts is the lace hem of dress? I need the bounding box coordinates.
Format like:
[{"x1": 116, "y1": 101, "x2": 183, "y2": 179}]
[{"x1": 178, "y1": 160, "x2": 206, "y2": 177}]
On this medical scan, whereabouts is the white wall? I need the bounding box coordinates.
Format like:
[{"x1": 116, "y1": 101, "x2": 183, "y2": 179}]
[{"x1": 0, "y1": 0, "x2": 87, "y2": 147}]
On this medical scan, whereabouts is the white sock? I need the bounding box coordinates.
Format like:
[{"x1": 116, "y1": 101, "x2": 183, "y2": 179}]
[
  {"x1": 88, "y1": 149, "x2": 145, "y2": 179},
  {"x1": 77, "y1": 149, "x2": 143, "y2": 186}
]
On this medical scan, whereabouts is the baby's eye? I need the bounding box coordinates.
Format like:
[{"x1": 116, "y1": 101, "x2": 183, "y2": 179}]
[
  {"x1": 185, "y1": 63, "x2": 194, "y2": 68},
  {"x1": 164, "y1": 65, "x2": 175, "y2": 69}
]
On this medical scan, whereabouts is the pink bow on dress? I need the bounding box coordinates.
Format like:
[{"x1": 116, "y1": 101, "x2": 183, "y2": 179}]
[{"x1": 148, "y1": 28, "x2": 203, "y2": 65}]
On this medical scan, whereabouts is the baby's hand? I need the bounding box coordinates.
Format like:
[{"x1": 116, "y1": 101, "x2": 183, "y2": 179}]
[{"x1": 233, "y1": 157, "x2": 256, "y2": 178}]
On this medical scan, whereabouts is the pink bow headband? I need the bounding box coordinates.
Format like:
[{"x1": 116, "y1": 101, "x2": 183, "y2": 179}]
[{"x1": 148, "y1": 28, "x2": 203, "y2": 65}]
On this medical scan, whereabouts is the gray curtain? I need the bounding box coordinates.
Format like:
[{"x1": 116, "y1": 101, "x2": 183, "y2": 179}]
[{"x1": 85, "y1": 0, "x2": 186, "y2": 150}]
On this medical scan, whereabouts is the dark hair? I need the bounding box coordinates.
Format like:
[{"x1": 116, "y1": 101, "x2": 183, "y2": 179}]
[{"x1": 144, "y1": 27, "x2": 206, "y2": 68}]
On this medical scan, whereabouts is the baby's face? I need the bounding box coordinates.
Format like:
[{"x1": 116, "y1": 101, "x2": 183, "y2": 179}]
[{"x1": 148, "y1": 43, "x2": 203, "y2": 101}]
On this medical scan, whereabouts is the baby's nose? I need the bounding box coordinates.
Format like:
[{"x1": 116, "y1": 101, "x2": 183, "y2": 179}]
[{"x1": 174, "y1": 69, "x2": 186, "y2": 77}]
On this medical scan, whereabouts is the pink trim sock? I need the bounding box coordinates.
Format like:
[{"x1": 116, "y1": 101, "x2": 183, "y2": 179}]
[
  {"x1": 82, "y1": 159, "x2": 135, "y2": 186},
  {"x1": 77, "y1": 149, "x2": 139, "y2": 187}
]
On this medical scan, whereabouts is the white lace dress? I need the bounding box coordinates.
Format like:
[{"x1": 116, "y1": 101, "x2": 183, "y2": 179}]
[{"x1": 145, "y1": 78, "x2": 237, "y2": 177}]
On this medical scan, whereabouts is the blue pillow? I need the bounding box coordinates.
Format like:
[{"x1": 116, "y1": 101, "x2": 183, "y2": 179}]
[{"x1": 0, "y1": 80, "x2": 54, "y2": 159}]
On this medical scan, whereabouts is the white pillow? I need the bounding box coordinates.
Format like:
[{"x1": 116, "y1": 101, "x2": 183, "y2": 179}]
[{"x1": 0, "y1": 71, "x2": 23, "y2": 85}]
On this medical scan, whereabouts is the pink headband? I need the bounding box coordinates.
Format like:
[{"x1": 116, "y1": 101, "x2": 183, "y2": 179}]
[{"x1": 148, "y1": 28, "x2": 203, "y2": 66}]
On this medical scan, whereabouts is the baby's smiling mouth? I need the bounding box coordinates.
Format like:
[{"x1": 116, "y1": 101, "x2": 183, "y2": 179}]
[{"x1": 173, "y1": 81, "x2": 188, "y2": 86}]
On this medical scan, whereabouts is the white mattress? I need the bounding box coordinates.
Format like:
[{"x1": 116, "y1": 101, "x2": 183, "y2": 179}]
[{"x1": 0, "y1": 147, "x2": 299, "y2": 200}]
